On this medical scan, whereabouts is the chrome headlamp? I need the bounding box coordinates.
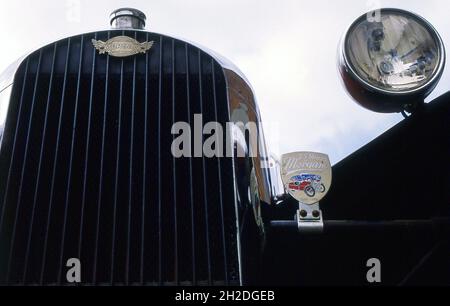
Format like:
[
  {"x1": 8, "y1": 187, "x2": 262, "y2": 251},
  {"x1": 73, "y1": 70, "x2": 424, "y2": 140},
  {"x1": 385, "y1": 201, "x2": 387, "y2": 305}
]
[{"x1": 339, "y1": 8, "x2": 445, "y2": 113}]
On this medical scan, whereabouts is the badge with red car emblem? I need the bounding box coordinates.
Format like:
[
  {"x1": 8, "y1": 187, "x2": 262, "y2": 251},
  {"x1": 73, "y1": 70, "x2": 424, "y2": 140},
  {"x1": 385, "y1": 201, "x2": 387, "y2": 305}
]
[{"x1": 281, "y1": 152, "x2": 332, "y2": 205}]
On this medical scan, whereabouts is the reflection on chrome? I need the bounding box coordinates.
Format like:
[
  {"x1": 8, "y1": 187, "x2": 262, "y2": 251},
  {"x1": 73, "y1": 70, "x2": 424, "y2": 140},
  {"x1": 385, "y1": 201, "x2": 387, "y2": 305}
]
[{"x1": 0, "y1": 85, "x2": 13, "y2": 150}]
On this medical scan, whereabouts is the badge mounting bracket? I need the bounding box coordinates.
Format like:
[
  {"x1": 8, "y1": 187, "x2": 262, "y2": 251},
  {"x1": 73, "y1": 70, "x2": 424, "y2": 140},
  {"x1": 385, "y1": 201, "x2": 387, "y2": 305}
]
[{"x1": 296, "y1": 201, "x2": 324, "y2": 234}]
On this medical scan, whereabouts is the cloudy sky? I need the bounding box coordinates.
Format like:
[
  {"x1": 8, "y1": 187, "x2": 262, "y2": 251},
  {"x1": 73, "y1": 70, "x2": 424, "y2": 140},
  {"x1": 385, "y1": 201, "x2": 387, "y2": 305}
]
[{"x1": 1, "y1": 0, "x2": 449, "y2": 164}]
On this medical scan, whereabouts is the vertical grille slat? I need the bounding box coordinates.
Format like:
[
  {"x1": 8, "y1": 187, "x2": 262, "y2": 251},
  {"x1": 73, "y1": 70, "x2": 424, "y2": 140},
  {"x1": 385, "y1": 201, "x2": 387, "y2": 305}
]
[
  {"x1": 125, "y1": 32, "x2": 138, "y2": 285},
  {"x1": 93, "y1": 31, "x2": 110, "y2": 284},
  {"x1": 185, "y1": 43, "x2": 196, "y2": 285},
  {"x1": 57, "y1": 35, "x2": 85, "y2": 285},
  {"x1": 211, "y1": 59, "x2": 229, "y2": 285},
  {"x1": 0, "y1": 30, "x2": 241, "y2": 286},
  {"x1": 40, "y1": 38, "x2": 71, "y2": 284},
  {"x1": 171, "y1": 38, "x2": 179, "y2": 285},
  {"x1": 110, "y1": 44, "x2": 125, "y2": 285},
  {"x1": 7, "y1": 50, "x2": 43, "y2": 282},
  {"x1": 78, "y1": 33, "x2": 98, "y2": 262},
  {"x1": 140, "y1": 32, "x2": 149, "y2": 285},
  {"x1": 198, "y1": 50, "x2": 212, "y2": 285},
  {"x1": 22, "y1": 43, "x2": 58, "y2": 283},
  {"x1": 157, "y1": 35, "x2": 163, "y2": 285}
]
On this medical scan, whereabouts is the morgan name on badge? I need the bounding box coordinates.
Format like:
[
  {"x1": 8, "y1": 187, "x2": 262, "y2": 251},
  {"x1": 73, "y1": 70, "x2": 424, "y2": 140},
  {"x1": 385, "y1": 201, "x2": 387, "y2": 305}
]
[
  {"x1": 281, "y1": 152, "x2": 332, "y2": 205},
  {"x1": 92, "y1": 36, "x2": 154, "y2": 57}
]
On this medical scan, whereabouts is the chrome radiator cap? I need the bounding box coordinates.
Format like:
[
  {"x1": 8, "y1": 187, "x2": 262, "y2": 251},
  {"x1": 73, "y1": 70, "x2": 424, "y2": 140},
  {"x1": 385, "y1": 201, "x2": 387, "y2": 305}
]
[{"x1": 110, "y1": 8, "x2": 146, "y2": 30}]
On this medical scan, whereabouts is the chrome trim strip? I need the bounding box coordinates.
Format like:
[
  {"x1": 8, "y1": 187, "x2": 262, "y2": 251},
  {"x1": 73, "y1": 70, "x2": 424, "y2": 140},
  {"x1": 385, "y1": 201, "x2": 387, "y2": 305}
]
[
  {"x1": 0, "y1": 84, "x2": 13, "y2": 152},
  {"x1": 222, "y1": 67, "x2": 244, "y2": 286}
]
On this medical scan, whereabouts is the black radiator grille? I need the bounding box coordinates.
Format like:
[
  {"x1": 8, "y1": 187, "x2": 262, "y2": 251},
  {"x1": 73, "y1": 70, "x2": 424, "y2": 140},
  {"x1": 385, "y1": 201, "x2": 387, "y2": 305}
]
[{"x1": 0, "y1": 30, "x2": 240, "y2": 285}]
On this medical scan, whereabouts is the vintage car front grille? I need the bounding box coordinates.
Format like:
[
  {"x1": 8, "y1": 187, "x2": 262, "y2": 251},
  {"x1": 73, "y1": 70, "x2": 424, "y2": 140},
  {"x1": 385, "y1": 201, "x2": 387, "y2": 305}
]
[{"x1": 0, "y1": 30, "x2": 240, "y2": 285}]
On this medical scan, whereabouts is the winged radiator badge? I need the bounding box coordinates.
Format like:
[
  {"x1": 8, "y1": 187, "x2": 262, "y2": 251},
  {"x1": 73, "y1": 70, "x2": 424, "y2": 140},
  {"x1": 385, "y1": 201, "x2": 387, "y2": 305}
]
[
  {"x1": 281, "y1": 152, "x2": 332, "y2": 205},
  {"x1": 92, "y1": 36, "x2": 154, "y2": 57}
]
